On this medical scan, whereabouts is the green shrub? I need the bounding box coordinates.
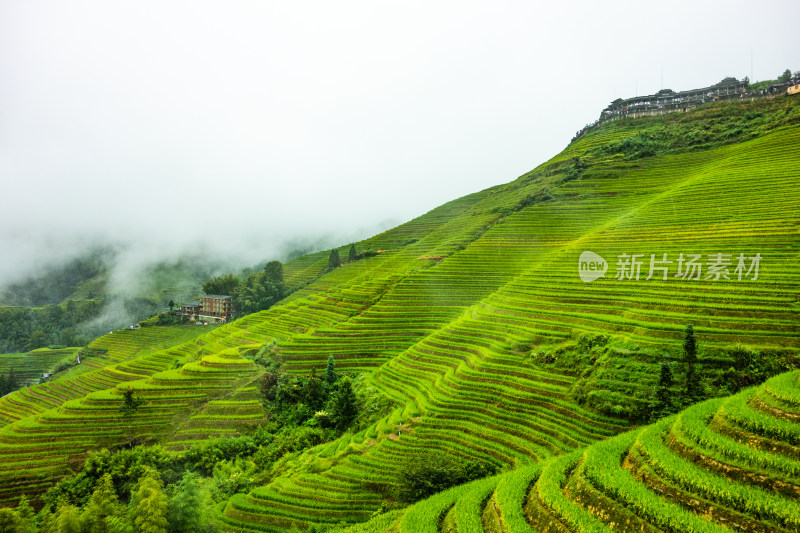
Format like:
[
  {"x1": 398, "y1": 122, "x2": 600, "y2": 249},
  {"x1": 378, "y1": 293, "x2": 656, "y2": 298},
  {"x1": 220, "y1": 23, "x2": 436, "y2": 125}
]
[{"x1": 396, "y1": 452, "x2": 496, "y2": 503}]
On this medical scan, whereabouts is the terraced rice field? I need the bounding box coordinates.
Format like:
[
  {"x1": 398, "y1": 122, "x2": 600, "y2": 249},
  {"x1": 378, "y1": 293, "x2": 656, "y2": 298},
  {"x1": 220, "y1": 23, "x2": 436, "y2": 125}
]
[
  {"x1": 0, "y1": 326, "x2": 217, "y2": 429},
  {"x1": 215, "y1": 112, "x2": 798, "y2": 530},
  {"x1": 0, "y1": 325, "x2": 230, "y2": 504},
  {"x1": 0, "y1": 347, "x2": 80, "y2": 386},
  {"x1": 0, "y1": 345, "x2": 262, "y2": 504},
  {"x1": 0, "y1": 99, "x2": 797, "y2": 530},
  {"x1": 333, "y1": 370, "x2": 800, "y2": 532},
  {"x1": 210, "y1": 118, "x2": 799, "y2": 530}
]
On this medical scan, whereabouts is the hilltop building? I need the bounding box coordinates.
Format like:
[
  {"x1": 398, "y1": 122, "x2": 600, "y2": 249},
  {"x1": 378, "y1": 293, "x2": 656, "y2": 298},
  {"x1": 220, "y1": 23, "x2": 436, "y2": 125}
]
[
  {"x1": 571, "y1": 75, "x2": 800, "y2": 142},
  {"x1": 600, "y1": 77, "x2": 748, "y2": 121}
]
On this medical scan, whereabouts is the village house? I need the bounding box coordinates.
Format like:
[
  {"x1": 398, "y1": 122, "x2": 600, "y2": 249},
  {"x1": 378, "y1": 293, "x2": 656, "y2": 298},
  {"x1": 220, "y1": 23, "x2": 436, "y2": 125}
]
[
  {"x1": 179, "y1": 296, "x2": 234, "y2": 322},
  {"x1": 180, "y1": 300, "x2": 202, "y2": 320},
  {"x1": 200, "y1": 295, "x2": 234, "y2": 318}
]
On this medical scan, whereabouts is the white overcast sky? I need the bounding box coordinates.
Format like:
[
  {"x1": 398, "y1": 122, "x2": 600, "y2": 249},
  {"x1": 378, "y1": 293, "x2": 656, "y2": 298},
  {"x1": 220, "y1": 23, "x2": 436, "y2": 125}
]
[{"x1": 1, "y1": 0, "x2": 798, "y2": 284}]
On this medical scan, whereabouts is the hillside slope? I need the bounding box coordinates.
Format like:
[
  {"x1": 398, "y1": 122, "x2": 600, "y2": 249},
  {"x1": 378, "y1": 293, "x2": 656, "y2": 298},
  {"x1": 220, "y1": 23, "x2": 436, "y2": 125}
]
[
  {"x1": 214, "y1": 98, "x2": 800, "y2": 531},
  {"x1": 0, "y1": 97, "x2": 797, "y2": 530}
]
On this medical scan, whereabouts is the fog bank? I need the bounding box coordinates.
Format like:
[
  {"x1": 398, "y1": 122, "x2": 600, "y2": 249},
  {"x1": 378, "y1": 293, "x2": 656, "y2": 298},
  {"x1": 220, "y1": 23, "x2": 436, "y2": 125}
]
[{"x1": 1, "y1": 1, "x2": 797, "y2": 295}]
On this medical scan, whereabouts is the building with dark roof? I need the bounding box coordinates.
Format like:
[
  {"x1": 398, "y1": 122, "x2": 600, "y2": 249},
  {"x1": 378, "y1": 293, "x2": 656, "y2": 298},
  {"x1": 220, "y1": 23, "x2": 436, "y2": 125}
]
[{"x1": 180, "y1": 300, "x2": 202, "y2": 318}]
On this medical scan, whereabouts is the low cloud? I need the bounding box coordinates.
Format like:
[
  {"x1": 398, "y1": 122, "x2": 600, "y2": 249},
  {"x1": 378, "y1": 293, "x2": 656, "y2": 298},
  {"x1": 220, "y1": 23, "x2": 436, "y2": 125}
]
[{"x1": 1, "y1": 1, "x2": 797, "y2": 315}]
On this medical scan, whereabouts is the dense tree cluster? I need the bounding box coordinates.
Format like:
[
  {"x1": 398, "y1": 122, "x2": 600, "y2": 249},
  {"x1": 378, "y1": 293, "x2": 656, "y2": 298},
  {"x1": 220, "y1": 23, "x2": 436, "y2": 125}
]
[
  {"x1": 652, "y1": 361, "x2": 674, "y2": 420},
  {"x1": 646, "y1": 325, "x2": 704, "y2": 421},
  {"x1": 0, "y1": 368, "x2": 20, "y2": 396},
  {"x1": 119, "y1": 386, "x2": 144, "y2": 447},
  {"x1": 26, "y1": 466, "x2": 218, "y2": 533},
  {"x1": 138, "y1": 312, "x2": 190, "y2": 327},
  {"x1": 0, "y1": 252, "x2": 111, "y2": 353},
  {"x1": 647, "y1": 325, "x2": 795, "y2": 421},
  {"x1": 396, "y1": 452, "x2": 497, "y2": 503},
  {"x1": 257, "y1": 351, "x2": 362, "y2": 431},
  {"x1": 200, "y1": 273, "x2": 239, "y2": 296},
  {"x1": 719, "y1": 343, "x2": 789, "y2": 393},
  {"x1": 29, "y1": 446, "x2": 212, "y2": 532},
  {"x1": 0, "y1": 301, "x2": 97, "y2": 353},
  {"x1": 682, "y1": 324, "x2": 702, "y2": 403},
  {"x1": 201, "y1": 261, "x2": 286, "y2": 317},
  {"x1": 327, "y1": 245, "x2": 377, "y2": 271},
  {"x1": 327, "y1": 248, "x2": 341, "y2": 269},
  {"x1": 549, "y1": 326, "x2": 795, "y2": 424},
  {"x1": 12, "y1": 427, "x2": 344, "y2": 533},
  {"x1": 232, "y1": 271, "x2": 282, "y2": 316}
]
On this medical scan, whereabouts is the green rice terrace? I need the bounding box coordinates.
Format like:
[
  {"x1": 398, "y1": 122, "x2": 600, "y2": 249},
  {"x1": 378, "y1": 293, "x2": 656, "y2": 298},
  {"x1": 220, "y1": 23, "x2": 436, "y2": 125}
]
[
  {"x1": 0, "y1": 347, "x2": 81, "y2": 388},
  {"x1": 340, "y1": 370, "x2": 800, "y2": 532},
  {"x1": 0, "y1": 96, "x2": 798, "y2": 531}
]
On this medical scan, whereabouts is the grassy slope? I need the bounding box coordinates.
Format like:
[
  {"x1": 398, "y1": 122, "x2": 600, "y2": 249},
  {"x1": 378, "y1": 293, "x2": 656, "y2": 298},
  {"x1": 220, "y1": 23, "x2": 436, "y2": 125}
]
[{"x1": 0, "y1": 98, "x2": 797, "y2": 529}]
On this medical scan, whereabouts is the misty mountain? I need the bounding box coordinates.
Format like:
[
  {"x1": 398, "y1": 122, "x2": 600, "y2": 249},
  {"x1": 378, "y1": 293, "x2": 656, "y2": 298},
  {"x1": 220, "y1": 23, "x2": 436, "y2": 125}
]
[
  {"x1": 0, "y1": 235, "x2": 349, "y2": 352},
  {"x1": 0, "y1": 248, "x2": 111, "y2": 307}
]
